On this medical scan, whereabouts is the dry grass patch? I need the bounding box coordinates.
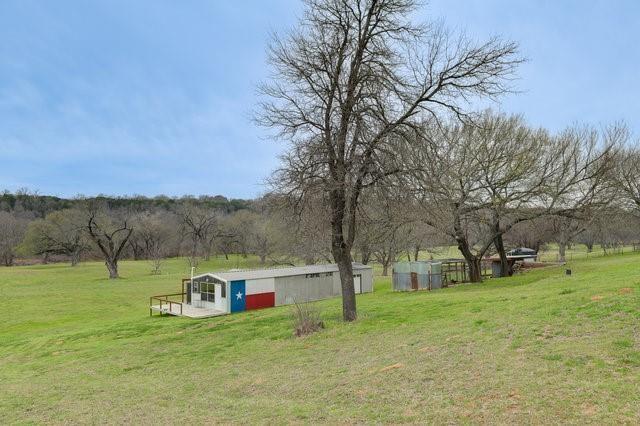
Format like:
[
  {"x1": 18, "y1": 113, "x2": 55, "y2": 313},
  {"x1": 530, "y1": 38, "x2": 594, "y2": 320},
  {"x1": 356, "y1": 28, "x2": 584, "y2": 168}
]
[{"x1": 379, "y1": 363, "x2": 403, "y2": 372}]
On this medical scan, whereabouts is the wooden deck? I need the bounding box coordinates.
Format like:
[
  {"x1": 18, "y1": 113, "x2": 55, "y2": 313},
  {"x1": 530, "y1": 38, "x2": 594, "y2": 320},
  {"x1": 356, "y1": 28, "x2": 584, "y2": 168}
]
[
  {"x1": 150, "y1": 302, "x2": 227, "y2": 318},
  {"x1": 149, "y1": 287, "x2": 227, "y2": 319}
]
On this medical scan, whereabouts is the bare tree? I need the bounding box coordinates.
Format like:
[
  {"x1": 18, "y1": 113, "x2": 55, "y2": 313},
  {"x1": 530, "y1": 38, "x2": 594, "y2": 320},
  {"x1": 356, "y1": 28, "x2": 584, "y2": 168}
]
[
  {"x1": 177, "y1": 204, "x2": 222, "y2": 261},
  {"x1": 577, "y1": 208, "x2": 638, "y2": 254},
  {"x1": 615, "y1": 130, "x2": 640, "y2": 219},
  {"x1": 258, "y1": 0, "x2": 521, "y2": 320},
  {"x1": 408, "y1": 222, "x2": 449, "y2": 261},
  {"x1": 220, "y1": 210, "x2": 252, "y2": 259},
  {"x1": 357, "y1": 189, "x2": 414, "y2": 275},
  {"x1": 19, "y1": 209, "x2": 89, "y2": 266},
  {"x1": 271, "y1": 193, "x2": 334, "y2": 265},
  {"x1": 82, "y1": 201, "x2": 134, "y2": 279},
  {"x1": 503, "y1": 217, "x2": 552, "y2": 253},
  {"x1": 409, "y1": 115, "x2": 537, "y2": 280},
  {"x1": 221, "y1": 208, "x2": 278, "y2": 264},
  {"x1": 409, "y1": 115, "x2": 617, "y2": 281},
  {"x1": 0, "y1": 212, "x2": 28, "y2": 266},
  {"x1": 133, "y1": 210, "x2": 178, "y2": 274},
  {"x1": 548, "y1": 216, "x2": 586, "y2": 262}
]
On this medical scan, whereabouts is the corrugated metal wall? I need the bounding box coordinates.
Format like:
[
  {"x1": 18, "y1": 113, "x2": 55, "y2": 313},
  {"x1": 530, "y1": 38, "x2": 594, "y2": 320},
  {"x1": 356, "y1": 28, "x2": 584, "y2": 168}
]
[
  {"x1": 392, "y1": 261, "x2": 443, "y2": 291},
  {"x1": 358, "y1": 268, "x2": 374, "y2": 293},
  {"x1": 275, "y1": 274, "x2": 336, "y2": 305},
  {"x1": 274, "y1": 269, "x2": 374, "y2": 306}
]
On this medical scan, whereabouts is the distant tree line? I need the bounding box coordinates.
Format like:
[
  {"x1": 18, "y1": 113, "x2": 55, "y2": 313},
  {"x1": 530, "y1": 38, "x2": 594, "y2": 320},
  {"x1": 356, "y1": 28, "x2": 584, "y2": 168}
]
[
  {"x1": 0, "y1": 190, "x2": 250, "y2": 216},
  {"x1": 2, "y1": 155, "x2": 639, "y2": 282},
  {"x1": 0, "y1": 191, "x2": 251, "y2": 273}
]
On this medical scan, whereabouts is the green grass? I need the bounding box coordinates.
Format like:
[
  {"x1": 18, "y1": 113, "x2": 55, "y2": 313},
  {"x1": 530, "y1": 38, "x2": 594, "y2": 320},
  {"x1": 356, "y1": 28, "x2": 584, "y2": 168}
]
[{"x1": 1, "y1": 254, "x2": 639, "y2": 424}]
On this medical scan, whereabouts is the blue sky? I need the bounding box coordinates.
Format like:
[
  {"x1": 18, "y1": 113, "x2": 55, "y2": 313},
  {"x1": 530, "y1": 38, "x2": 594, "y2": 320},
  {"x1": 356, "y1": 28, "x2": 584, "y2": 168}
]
[{"x1": 0, "y1": 1, "x2": 638, "y2": 199}]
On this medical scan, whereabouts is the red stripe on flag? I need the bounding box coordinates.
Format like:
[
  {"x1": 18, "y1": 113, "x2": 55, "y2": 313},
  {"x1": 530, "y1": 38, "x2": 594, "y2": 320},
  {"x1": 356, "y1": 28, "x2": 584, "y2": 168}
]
[{"x1": 245, "y1": 292, "x2": 275, "y2": 310}]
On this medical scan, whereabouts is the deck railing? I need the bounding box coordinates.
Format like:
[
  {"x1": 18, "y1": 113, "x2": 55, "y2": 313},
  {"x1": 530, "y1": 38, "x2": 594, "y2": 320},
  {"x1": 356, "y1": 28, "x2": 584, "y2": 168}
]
[{"x1": 149, "y1": 293, "x2": 186, "y2": 317}]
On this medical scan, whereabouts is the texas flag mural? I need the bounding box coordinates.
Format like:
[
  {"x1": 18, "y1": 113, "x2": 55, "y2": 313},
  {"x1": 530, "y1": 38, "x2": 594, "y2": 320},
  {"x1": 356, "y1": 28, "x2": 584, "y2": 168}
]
[{"x1": 230, "y1": 279, "x2": 276, "y2": 312}]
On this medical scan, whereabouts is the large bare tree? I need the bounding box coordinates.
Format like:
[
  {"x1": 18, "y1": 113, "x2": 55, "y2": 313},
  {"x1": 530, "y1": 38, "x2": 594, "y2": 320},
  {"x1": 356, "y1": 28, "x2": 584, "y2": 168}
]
[
  {"x1": 20, "y1": 209, "x2": 89, "y2": 266},
  {"x1": 408, "y1": 114, "x2": 541, "y2": 280},
  {"x1": 409, "y1": 115, "x2": 617, "y2": 281},
  {"x1": 82, "y1": 201, "x2": 134, "y2": 279},
  {"x1": 258, "y1": 0, "x2": 521, "y2": 320}
]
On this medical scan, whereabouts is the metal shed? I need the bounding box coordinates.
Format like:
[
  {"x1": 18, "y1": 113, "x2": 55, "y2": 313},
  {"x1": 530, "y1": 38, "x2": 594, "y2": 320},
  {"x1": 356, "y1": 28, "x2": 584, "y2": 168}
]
[
  {"x1": 392, "y1": 261, "x2": 443, "y2": 291},
  {"x1": 151, "y1": 263, "x2": 373, "y2": 318},
  {"x1": 392, "y1": 259, "x2": 493, "y2": 290}
]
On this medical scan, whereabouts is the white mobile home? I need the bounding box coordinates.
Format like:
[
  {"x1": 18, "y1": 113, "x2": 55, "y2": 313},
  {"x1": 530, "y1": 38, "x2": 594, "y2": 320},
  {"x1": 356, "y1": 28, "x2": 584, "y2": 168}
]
[{"x1": 150, "y1": 263, "x2": 373, "y2": 318}]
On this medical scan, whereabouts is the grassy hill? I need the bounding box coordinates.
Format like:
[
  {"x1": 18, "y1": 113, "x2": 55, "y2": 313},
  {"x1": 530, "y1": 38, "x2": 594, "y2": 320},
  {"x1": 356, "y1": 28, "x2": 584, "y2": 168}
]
[{"x1": 1, "y1": 254, "x2": 638, "y2": 423}]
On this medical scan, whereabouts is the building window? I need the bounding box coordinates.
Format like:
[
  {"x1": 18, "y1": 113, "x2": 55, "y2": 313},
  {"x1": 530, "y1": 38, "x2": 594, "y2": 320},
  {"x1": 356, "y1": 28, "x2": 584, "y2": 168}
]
[
  {"x1": 305, "y1": 272, "x2": 332, "y2": 278},
  {"x1": 193, "y1": 278, "x2": 225, "y2": 302},
  {"x1": 200, "y1": 282, "x2": 214, "y2": 302}
]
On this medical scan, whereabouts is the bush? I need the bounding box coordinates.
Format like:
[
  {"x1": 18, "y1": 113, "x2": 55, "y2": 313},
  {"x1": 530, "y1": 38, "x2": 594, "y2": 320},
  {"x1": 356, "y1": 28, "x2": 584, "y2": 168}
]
[{"x1": 291, "y1": 300, "x2": 324, "y2": 337}]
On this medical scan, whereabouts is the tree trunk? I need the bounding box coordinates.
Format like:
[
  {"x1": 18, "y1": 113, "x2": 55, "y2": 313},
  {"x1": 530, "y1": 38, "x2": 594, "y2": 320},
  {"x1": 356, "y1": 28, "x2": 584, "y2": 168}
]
[
  {"x1": 382, "y1": 261, "x2": 389, "y2": 276},
  {"x1": 106, "y1": 259, "x2": 119, "y2": 279},
  {"x1": 191, "y1": 240, "x2": 199, "y2": 260},
  {"x1": 532, "y1": 241, "x2": 541, "y2": 253},
  {"x1": 260, "y1": 254, "x2": 266, "y2": 264},
  {"x1": 493, "y1": 234, "x2": 512, "y2": 277},
  {"x1": 335, "y1": 250, "x2": 356, "y2": 321},
  {"x1": 330, "y1": 191, "x2": 356, "y2": 322},
  {"x1": 455, "y1": 235, "x2": 483, "y2": 283},
  {"x1": 468, "y1": 257, "x2": 482, "y2": 282},
  {"x1": 360, "y1": 248, "x2": 371, "y2": 265},
  {"x1": 413, "y1": 245, "x2": 420, "y2": 261},
  {"x1": 71, "y1": 250, "x2": 80, "y2": 267},
  {"x1": 558, "y1": 242, "x2": 567, "y2": 263},
  {"x1": 453, "y1": 212, "x2": 483, "y2": 283},
  {"x1": 129, "y1": 242, "x2": 143, "y2": 261}
]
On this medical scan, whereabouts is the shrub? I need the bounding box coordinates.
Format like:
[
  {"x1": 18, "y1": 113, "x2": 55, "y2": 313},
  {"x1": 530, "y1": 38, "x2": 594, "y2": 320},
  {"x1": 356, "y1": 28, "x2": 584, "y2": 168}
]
[{"x1": 291, "y1": 300, "x2": 324, "y2": 337}]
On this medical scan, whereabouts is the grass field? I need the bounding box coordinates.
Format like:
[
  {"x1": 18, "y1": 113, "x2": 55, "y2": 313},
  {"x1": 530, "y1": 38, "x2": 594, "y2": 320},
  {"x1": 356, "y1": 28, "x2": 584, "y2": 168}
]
[{"x1": 1, "y1": 253, "x2": 639, "y2": 424}]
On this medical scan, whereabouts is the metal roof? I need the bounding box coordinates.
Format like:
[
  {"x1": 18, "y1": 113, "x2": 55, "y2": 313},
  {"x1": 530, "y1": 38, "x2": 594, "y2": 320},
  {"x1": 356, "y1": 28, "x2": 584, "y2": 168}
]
[
  {"x1": 193, "y1": 263, "x2": 371, "y2": 282},
  {"x1": 508, "y1": 247, "x2": 537, "y2": 253}
]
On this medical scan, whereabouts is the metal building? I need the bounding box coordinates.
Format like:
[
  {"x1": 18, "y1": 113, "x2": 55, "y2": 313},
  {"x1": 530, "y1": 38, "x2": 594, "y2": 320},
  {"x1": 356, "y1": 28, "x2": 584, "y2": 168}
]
[
  {"x1": 150, "y1": 263, "x2": 373, "y2": 318},
  {"x1": 392, "y1": 261, "x2": 443, "y2": 291}
]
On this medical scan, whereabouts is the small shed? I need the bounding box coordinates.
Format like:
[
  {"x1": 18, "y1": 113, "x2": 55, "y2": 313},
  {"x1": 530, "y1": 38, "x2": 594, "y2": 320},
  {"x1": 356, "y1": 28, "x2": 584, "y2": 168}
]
[
  {"x1": 392, "y1": 261, "x2": 443, "y2": 291},
  {"x1": 490, "y1": 248, "x2": 538, "y2": 277},
  {"x1": 153, "y1": 263, "x2": 373, "y2": 317},
  {"x1": 392, "y1": 258, "x2": 482, "y2": 291}
]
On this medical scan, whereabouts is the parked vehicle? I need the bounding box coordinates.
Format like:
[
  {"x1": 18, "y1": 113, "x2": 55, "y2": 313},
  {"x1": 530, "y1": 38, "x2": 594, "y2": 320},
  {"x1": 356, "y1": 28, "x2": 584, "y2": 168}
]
[{"x1": 507, "y1": 247, "x2": 537, "y2": 256}]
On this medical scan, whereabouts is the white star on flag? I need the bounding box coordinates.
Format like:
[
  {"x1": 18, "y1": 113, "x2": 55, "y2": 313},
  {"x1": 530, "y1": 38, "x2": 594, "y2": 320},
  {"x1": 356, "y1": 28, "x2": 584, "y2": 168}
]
[{"x1": 236, "y1": 291, "x2": 243, "y2": 300}]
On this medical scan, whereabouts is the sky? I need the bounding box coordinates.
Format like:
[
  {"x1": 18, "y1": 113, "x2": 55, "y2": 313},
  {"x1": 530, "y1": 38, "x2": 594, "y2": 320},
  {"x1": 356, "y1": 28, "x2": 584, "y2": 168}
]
[{"x1": 0, "y1": 0, "x2": 638, "y2": 199}]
